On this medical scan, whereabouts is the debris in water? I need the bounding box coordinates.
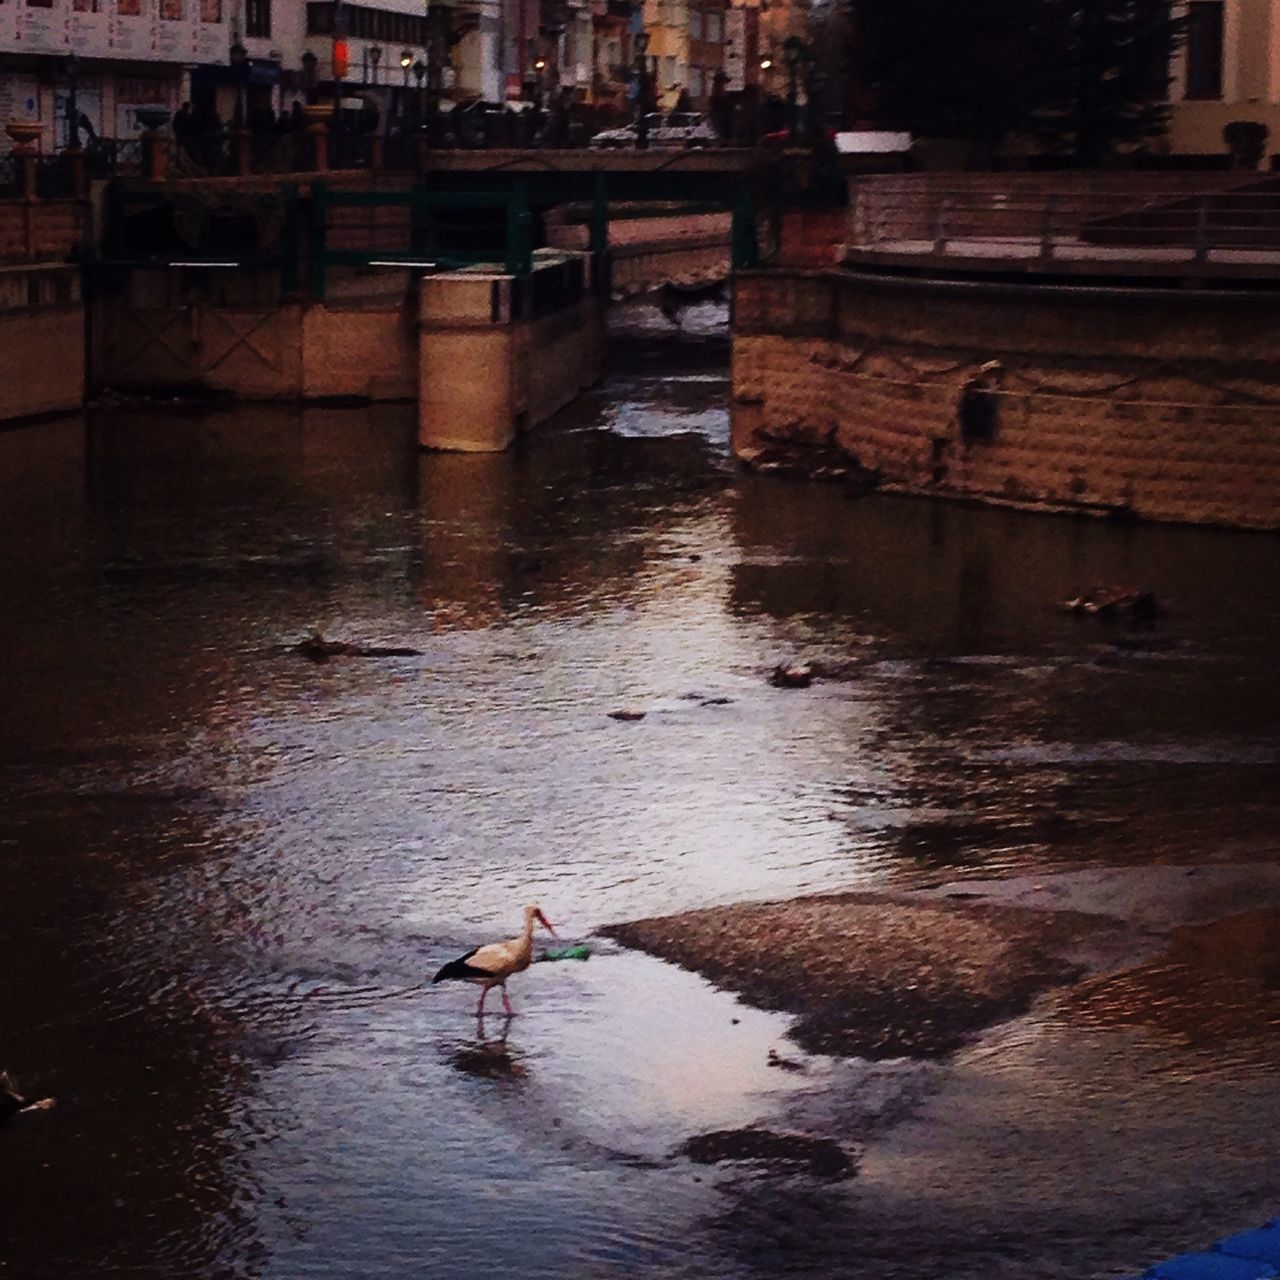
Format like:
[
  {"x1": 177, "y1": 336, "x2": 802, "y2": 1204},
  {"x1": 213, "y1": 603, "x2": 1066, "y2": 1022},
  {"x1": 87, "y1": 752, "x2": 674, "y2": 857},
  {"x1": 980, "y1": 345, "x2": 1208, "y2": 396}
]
[
  {"x1": 679, "y1": 1128, "x2": 853, "y2": 1179},
  {"x1": 293, "y1": 631, "x2": 422, "y2": 662},
  {"x1": 770, "y1": 663, "x2": 814, "y2": 689},
  {"x1": 608, "y1": 709, "x2": 647, "y2": 721},
  {"x1": 1061, "y1": 587, "x2": 1162, "y2": 625},
  {"x1": 537, "y1": 944, "x2": 592, "y2": 963}
]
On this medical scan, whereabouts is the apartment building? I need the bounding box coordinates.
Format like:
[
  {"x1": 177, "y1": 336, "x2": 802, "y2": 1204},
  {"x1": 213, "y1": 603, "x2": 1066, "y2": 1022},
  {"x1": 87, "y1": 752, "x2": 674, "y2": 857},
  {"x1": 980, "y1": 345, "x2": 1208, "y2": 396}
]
[
  {"x1": 0, "y1": 0, "x2": 232, "y2": 152},
  {"x1": 639, "y1": 0, "x2": 722, "y2": 107},
  {"x1": 1166, "y1": 0, "x2": 1280, "y2": 152}
]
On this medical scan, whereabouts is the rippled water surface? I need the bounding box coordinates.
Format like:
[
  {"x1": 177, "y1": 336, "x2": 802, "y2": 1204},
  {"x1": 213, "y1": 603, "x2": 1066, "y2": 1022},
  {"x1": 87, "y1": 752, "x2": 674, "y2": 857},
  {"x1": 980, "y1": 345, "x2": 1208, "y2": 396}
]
[{"x1": 2, "y1": 302, "x2": 1279, "y2": 1278}]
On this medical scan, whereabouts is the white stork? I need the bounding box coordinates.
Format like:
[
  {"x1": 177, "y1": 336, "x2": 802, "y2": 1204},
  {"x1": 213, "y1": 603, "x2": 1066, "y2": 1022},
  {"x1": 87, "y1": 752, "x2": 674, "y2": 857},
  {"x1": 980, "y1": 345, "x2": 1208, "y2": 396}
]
[{"x1": 433, "y1": 904, "x2": 559, "y2": 1015}]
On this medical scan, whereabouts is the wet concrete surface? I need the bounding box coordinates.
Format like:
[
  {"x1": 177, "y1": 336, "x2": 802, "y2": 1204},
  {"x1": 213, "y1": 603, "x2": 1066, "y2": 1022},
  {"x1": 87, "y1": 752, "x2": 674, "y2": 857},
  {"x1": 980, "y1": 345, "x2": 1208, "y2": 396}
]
[{"x1": 0, "y1": 298, "x2": 1279, "y2": 1277}]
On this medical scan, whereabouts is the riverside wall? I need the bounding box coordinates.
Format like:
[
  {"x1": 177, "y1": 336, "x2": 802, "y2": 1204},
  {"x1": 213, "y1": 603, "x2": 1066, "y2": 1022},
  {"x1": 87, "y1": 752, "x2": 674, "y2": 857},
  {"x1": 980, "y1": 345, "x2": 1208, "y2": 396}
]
[{"x1": 731, "y1": 267, "x2": 1280, "y2": 530}]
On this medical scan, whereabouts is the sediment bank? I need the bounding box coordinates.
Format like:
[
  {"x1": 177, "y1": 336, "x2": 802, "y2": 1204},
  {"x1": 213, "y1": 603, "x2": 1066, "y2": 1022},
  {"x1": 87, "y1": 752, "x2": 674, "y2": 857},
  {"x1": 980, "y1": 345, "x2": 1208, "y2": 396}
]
[{"x1": 604, "y1": 865, "x2": 1280, "y2": 1060}]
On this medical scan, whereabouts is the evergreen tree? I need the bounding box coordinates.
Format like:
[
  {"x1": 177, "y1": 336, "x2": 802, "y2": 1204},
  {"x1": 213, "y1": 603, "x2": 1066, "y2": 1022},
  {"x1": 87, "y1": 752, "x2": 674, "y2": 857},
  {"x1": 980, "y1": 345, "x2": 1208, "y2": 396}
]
[
  {"x1": 852, "y1": 0, "x2": 1041, "y2": 149},
  {"x1": 1030, "y1": 0, "x2": 1182, "y2": 163},
  {"x1": 850, "y1": 0, "x2": 1182, "y2": 161}
]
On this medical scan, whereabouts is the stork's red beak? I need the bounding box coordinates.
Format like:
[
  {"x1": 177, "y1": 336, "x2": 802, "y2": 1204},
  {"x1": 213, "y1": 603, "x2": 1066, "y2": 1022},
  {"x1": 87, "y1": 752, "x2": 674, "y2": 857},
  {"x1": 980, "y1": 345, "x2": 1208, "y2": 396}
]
[{"x1": 536, "y1": 909, "x2": 559, "y2": 938}]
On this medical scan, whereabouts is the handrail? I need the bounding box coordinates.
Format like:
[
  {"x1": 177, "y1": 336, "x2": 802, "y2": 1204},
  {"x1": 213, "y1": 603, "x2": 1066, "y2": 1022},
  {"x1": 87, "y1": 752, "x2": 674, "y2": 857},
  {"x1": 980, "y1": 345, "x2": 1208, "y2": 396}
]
[{"x1": 847, "y1": 173, "x2": 1280, "y2": 262}]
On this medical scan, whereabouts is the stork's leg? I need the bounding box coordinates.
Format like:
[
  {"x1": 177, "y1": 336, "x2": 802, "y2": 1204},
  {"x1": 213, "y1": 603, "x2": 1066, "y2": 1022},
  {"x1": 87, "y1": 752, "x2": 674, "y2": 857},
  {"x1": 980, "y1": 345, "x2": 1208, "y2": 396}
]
[
  {"x1": 477, "y1": 984, "x2": 489, "y2": 1017},
  {"x1": 501, "y1": 984, "x2": 513, "y2": 1016}
]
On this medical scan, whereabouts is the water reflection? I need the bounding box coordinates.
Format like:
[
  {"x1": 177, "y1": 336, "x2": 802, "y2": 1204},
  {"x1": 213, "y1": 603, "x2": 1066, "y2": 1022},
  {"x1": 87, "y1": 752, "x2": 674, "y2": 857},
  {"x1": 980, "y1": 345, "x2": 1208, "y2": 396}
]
[{"x1": 447, "y1": 1015, "x2": 527, "y2": 1081}]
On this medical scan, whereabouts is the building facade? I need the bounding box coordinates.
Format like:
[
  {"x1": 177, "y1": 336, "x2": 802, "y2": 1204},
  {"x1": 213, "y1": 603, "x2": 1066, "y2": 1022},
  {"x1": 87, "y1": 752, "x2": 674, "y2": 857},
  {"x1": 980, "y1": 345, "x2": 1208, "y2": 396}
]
[
  {"x1": 1166, "y1": 0, "x2": 1280, "y2": 154},
  {"x1": 0, "y1": 0, "x2": 231, "y2": 152}
]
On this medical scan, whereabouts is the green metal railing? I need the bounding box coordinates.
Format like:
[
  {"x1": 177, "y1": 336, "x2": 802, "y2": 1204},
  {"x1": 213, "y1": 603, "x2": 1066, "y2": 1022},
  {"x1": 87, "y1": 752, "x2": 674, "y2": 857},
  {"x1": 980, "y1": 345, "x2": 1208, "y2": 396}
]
[{"x1": 309, "y1": 179, "x2": 534, "y2": 299}]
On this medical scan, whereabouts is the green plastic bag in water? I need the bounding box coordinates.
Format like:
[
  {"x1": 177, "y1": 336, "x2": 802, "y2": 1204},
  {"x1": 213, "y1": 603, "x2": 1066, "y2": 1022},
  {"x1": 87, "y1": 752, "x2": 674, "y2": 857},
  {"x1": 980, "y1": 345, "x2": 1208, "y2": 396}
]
[{"x1": 537, "y1": 944, "x2": 591, "y2": 962}]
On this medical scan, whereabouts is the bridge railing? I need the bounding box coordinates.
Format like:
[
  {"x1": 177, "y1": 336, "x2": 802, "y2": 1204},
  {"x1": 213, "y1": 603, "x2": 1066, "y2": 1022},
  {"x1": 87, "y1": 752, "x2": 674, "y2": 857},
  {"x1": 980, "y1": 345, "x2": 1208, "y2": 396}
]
[{"x1": 847, "y1": 173, "x2": 1280, "y2": 264}]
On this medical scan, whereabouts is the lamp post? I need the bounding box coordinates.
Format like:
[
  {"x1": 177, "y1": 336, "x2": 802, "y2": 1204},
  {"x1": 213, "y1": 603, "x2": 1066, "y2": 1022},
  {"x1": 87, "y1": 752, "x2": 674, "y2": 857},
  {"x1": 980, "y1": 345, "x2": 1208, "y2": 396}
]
[
  {"x1": 633, "y1": 28, "x2": 649, "y2": 150},
  {"x1": 400, "y1": 48, "x2": 413, "y2": 85},
  {"x1": 302, "y1": 48, "x2": 318, "y2": 102},
  {"x1": 782, "y1": 35, "x2": 805, "y2": 143},
  {"x1": 65, "y1": 53, "x2": 80, "y2": 150},
  {"x1": 229, "y1": 35, "x2": 250, "y2": 171},
  {"x1": 230, "y1": 36, "x2": 248, "y2": 131},
  {"x1": 412, "y1": 58, "x2": 426, "y2": 130},
  {"x1": 369, "y1": 44, "x2": 381, "y2": 84}
]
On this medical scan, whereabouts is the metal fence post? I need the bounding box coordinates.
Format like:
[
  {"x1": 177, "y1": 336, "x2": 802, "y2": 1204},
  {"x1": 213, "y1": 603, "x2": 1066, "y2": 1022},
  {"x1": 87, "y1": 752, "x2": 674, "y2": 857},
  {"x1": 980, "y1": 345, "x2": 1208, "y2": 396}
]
[
  {"x1": 589, "y1": 170, "x2": 609, "y2": 255},
  {"x1": 279, "y1": 182, "x2": 300, "y2": 296},
  {"x1": 1039, "y1": 193, "x2": 1056, "y2": 261},
  {"x1": 731, "y1": 184, "x2": 759, "y2": 269},
  {"x1": 932, "y1": 197, "x2": 950, "y2": 254},
  {"x1": 1193, "y1": 194, "x2": 1210, "y2": 264},
  {"x1": 309, "y1": 178, "x2": 328, "y2": 300},
  {"x1": 505, "y1": 180, "x2": 531, "y2": 276}
]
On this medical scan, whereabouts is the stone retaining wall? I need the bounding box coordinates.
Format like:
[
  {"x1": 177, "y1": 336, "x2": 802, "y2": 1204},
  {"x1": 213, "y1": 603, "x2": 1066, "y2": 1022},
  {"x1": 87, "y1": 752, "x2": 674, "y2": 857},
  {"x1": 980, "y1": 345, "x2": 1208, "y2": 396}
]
[{"x1": 732, "y1": 268, "x2": 1280, "y2": 530}]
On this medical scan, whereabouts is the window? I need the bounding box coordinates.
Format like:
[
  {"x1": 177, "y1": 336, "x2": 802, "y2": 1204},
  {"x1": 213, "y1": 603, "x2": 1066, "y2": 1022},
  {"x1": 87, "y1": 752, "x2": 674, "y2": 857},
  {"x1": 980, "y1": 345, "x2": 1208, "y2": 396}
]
[
  {"x1": 245, "y1": 0, "x2": 269, "y2": 37},
  {"x1": 200, "y1": 0, "x2": 220, "y2": 20},
  {"x1": 1185, "y1": 0, "x2": 1224, "y2": 100},
  {"x1": 705, "y1": 10, "x2": 721, "y2": 41},
  {"x1": 27, "y1": 0, "x2": 55, "y2": 9},
  {"x1": 688, "y1": 6, "x2": 701, "y2": 38},
  {"x1": 116, "y1": 0, "x2": 142, "y2": 15},
  {"x1": 160, "y1": 0, "x2": 181, "y2": 19}
]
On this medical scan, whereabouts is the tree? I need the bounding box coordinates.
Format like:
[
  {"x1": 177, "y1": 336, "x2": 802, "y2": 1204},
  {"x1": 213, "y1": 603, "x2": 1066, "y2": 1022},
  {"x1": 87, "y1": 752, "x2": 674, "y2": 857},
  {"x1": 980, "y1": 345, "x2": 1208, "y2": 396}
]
[
  {"x1": 1030, "y1": 0, "x2": 1183, "y2": 163},
  {"x1": 850, "y1": 0, "x2": 1182, "y2": 162},
  {"x1": 851, "y1": 0, "x2": 1045, "y2": 150}
]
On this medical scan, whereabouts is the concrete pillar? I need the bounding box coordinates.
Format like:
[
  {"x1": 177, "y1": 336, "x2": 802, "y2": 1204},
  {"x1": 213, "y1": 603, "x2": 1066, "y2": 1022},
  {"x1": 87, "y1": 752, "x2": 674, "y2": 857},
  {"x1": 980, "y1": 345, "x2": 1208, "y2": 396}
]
[
  {"x1": 142, "y1": 129, "x2": 168, "y2": 181},
  {"x1": 62, "y1": 145, "x2": 87, "y2": 200},
  {"x1": 18, "y1": 152, "x2": 38, "y2": 202},
  {"x1": 301, "y1": 105, "x2": 331, "y2": 171},
  {"x1": 418, "y1": 273, "x2": 519, "y2": 451}
]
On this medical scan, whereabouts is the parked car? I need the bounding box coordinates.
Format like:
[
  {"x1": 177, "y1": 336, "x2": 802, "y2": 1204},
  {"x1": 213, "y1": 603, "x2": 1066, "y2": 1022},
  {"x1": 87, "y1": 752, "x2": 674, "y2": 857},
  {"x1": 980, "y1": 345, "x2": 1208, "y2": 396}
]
[{"x1": 590, "y1": 112, "x2": 719, "y2": 149}]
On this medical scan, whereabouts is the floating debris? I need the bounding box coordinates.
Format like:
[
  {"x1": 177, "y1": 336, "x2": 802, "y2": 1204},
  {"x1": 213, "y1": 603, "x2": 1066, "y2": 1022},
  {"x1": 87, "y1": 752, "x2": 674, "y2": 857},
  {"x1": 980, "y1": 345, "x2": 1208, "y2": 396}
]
[
  {"x1": 537, "y1": 944, "x2": 592, "y2": 963},
  {"x1": 679, "y1": 1128, "x2": 853, "y2": 1180},
  {"x1": 1061, "y1": 587, "x2": 1162, "y2": 625},
  {"x1": 770, "y1": 663, "x2": 814, "y2": 689},
  {"x1": 293, "y1": 631, "x2": 422, "y2": 663},
  {"x1": 608, "y1": 709, "x2": 647, "y2": 722}
]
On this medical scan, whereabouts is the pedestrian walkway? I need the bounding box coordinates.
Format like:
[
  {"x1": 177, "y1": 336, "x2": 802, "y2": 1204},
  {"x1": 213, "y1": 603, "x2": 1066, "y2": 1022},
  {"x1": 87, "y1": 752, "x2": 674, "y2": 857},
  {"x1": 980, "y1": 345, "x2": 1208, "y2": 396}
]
[{"x1": 1127, "y1": 1221, "x2": 1280, "y2": 1278}]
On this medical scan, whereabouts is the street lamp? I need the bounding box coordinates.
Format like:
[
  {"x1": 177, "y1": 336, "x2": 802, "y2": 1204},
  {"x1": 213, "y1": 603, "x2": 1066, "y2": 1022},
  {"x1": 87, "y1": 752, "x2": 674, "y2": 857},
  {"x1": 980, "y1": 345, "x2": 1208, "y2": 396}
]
[
  {"x1": 230, "y1": 35, "x2": 249, "y2": 132},
  {"x1": 782, "y1": 35, "x2": 805, "y2": 143},
  {"x1": 301, "y1": 48, "x2": 318, "y2": 102},
  {"x1": 633, "y1": 28, "x2": 650, "y2": 150},
  {"x1": 66, "y1": 53, "x2": 80, "y2": 149},
  {"x1": 400, "y1": 48, "x2": 413, "y2": 85},
  {"x1": 412, "y1": 58, "x2": 426, "y2": 126}
]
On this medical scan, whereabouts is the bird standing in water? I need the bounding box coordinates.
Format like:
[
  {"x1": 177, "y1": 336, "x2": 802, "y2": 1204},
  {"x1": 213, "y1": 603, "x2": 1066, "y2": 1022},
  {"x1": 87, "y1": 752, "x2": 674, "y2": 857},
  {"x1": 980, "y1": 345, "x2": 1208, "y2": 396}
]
[{"x1": 433, "y1": 904, "x2": 559, "y2": 1015}]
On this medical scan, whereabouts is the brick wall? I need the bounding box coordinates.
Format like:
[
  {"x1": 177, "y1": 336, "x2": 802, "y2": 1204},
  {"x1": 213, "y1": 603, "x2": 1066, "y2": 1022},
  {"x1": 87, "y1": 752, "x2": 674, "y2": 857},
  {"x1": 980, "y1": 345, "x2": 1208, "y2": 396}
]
[
  {"x1": 732, "y1": 268, "x2": 1280, "y2": 530},
  {"x1": 0, "y1": 201, "x2": 87, "y2": 264},
  {"x1": 775, "y1": 209, "x2": 846, "y2": 267}
]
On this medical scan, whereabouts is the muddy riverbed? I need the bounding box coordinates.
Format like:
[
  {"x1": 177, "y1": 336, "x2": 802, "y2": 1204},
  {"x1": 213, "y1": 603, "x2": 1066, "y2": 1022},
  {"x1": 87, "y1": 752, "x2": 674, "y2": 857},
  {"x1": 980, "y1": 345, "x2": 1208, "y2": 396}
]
[{"x1": 1, "y1": 299, "x2": 1279, "y2": 1279}]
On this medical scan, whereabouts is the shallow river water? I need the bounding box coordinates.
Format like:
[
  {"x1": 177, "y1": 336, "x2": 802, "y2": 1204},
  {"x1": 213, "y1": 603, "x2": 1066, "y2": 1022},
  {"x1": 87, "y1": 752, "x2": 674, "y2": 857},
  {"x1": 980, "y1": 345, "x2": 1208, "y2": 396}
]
[{"x1": 1, "y1": 302, "x2": 1279, "y2": 1279}]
